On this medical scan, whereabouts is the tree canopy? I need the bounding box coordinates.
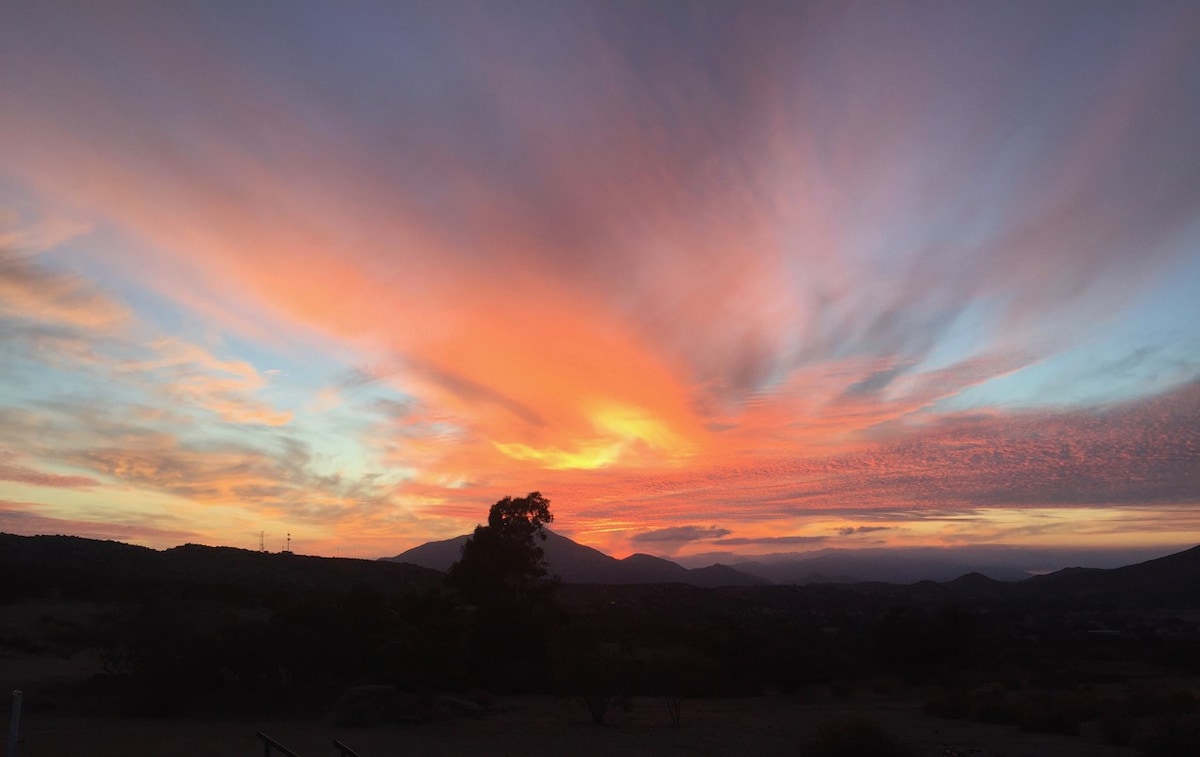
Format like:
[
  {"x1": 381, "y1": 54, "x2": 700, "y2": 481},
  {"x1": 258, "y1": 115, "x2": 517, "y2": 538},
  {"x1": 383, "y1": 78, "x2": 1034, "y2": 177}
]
[
  {"x1": 447, "y1": 492, "x2": 554, "y2": 605},
  {"x1": 445, "y1": 492, "x2": 558, "y2": 691}
]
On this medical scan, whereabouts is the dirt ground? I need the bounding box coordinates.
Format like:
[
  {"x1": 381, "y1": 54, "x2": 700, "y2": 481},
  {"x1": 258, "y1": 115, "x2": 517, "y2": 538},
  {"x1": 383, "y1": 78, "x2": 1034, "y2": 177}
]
[{"x1": 4, "y1": 688, "x2": 1142, "y2": 757}]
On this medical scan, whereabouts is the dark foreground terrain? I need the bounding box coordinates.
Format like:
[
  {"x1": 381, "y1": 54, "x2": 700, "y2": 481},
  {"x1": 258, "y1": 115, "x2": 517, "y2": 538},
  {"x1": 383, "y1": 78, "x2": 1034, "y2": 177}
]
[
  {"x1": 4, "y1": 692, "x2": 1155, "y2": 757},
  {"x1": 2, "y1": 534, "x2": 1198, "y2": 756}
]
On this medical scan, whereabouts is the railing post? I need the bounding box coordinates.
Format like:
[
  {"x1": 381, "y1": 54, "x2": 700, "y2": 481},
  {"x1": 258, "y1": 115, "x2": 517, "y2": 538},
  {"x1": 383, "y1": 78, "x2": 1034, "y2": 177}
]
[
  {"x1": 255, "y1": 730, "x2": 301, "y2": 757},
  {"x1": 5, "y1": 690, "x2": 21, "y2": 757},
  {"x1": 332, "y1": 738, "x2": 362, "y2": 757}
]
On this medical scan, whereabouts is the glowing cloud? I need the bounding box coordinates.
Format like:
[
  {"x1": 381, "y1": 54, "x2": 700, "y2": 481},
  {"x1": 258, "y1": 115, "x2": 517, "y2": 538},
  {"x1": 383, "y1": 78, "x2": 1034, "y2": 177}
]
[{"x1": 0, "y1": 3, "x2": 1198, "y2": 557}]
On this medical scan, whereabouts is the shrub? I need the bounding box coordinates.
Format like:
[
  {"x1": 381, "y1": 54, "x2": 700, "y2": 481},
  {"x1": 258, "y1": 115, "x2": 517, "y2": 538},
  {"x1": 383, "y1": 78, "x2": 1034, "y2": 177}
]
[
  {"x1": 1135, "y1": 713, "x2": 1200, "y2": 757},
  {"x1": 1099, "y1": 714, "x2": 1136, "y2": 747},
  {"x1": 1016, "y1": 692, "x2": 1083, "y2": 735},
  {"x1": 969, "y1": 689, "x2": 1016, "y2": 723},
  {"x1": 925, "y1": 687, "x2": 970, "y2": 719},
  {"x1": 804, "y1": 716, "x2": 916, "y2": 757}
]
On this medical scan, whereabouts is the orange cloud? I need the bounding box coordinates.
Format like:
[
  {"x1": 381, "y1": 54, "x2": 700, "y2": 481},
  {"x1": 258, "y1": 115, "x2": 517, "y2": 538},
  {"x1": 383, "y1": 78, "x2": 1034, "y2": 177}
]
[
  {"x1": 0, "y1": 247, "x2": 129, "y2": 332},
  {"x1": 118, "y1": 338, "x2": 292, "y2": 427},
  {"x1": 0, "y1": 451, "x2": 98, "y2": 490},
  {"x1": 2, "y1": 3, "x2": 1198, "y2": 560}
]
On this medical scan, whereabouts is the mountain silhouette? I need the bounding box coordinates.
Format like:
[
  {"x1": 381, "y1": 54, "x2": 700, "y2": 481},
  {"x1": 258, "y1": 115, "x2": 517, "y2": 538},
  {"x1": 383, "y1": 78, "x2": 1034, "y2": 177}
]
[
  {"x1": 384, "y1": 530, "x2": 769, "y2": 587},
  {"x1": 4, "y1": 531, "x2": 1195, "y2": 606},
  {"x1": 731, "y1": 549, "x2": 1033, "y2": 584},
  {"x1": 0, "y1": 533, "x2": 441, "y2": 602},
  {"x1": 1022, "y1": 543, "x2": 1200, "y2": 608}
]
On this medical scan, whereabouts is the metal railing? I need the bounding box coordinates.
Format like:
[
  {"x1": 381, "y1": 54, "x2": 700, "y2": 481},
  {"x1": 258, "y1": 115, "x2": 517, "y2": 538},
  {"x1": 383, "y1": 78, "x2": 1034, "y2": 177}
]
[
  {"x1": 255, "y1": 731, "x2": 301, "y2": 757},
  {"x1": 254, "y1": 731, "x2": 364, "y2": 757},
  {"x1": 332, "y1": 739, "x2": 361, "y2": 757},
  {"x1": 6, "y1": 691, "x2": 22, "y2": 757}
]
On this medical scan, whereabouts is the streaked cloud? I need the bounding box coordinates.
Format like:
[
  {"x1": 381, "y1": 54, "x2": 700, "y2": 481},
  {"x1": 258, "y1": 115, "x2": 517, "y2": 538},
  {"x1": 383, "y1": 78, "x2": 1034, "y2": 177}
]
[
  {"x1": 711, "y1": 535, "x2": 829, "y2": 547},
  {"x1": 116, "y1": 338, "x2": 293, "y2": 427},
  {"x1": 0, "y1": 452, "x2": 98, "y2": 490},
  {"x1": 0, "y1": 3, "x2": 1198, "y2": 558},
  {"x1": 0, "y1": 210, "x2": 91, "y2": 254},
  {"x1": 0, "y1": 498, "x2": 199, "y2": 545},
  {"x1": 836, "y1": 526, "x2": 894, "y2": 537},
  {"x1": 0, "y1": 247, "x2": 128, "y2": 333},
  {"x1": 631, "y1": 525, "x2": 732, "y2": 544}
]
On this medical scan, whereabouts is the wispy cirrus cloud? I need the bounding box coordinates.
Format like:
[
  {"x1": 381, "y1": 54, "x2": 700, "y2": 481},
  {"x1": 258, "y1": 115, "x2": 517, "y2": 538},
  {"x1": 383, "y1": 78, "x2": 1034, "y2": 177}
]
[
  {"x1": 1, "y1": 244, "x2": 291, "y2": 429},
  {"x1": 0, "y1": 4, "x2": 1198, "y2": 557},
  {"x1": 631, "y1": 525, "x2": 732, "y2": 544},
  {"x1": 557, "y1": 380, "x2": 1200, "y2": 555},
  {"x1": 0, "y1": 247, "x2": 129, "y2": 333},
  {"x1": 0, "y1": 209, "x2": 92, "y2": 255},
  {"x1": 711, "y1": 535, "x2": 829, "y2": 547},
  {"x1": 0, "y1": 451, "x2": 98, "y2": 490},
  {"x1": 0, "y1": 498, "x2": 200, "y2": 544},
  {"x1": 835, "y1": 526, "x2": 894, "y2": 537},
  {"x1": 116, "y1": 338, "x2": 292, "y2": 427}
]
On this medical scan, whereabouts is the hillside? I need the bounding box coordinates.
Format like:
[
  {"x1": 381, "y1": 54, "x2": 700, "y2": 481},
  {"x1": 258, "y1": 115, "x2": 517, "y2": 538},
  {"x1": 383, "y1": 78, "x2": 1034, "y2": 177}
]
[
  {"x1": 385, "y1": 530, "x2": 769, "y2": 587},
  {"x1": 5, "y1": 530, "x2": 1197, "y2": 609},
  {"x1": 3, "y1": 532, "x2": 1197, "y2": 753},
  {"x1": 0, "y1": 532, "x2": 442, "y2": 602},
  {"x1": 733, "y1": 550, "x2": 1031, "y2": 584},
  {"x1": 1023, "y1": 543, "x2": 1200, "y2": 608}
]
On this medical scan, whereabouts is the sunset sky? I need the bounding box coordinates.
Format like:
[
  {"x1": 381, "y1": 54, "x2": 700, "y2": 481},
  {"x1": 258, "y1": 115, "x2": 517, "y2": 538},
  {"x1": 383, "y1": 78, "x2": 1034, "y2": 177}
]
[{"x1": 2, "y1": 2, "x2": 1199, "y2": 561}]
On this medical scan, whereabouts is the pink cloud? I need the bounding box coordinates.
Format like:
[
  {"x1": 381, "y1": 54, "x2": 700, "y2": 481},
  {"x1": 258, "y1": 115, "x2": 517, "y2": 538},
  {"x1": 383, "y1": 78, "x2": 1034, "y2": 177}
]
[
  {"x1": 0, "y1": 451, "x2": 98, "y2": 490},
  {"x1": 2, "y1": 4, "x2": 1198, "y2": 558},
  {"x1": 0, "y1": 248, "x2": 129, "y2": 333},
  {"x1": 0, "y1": 498, "x2": 199, "y2": 545}
]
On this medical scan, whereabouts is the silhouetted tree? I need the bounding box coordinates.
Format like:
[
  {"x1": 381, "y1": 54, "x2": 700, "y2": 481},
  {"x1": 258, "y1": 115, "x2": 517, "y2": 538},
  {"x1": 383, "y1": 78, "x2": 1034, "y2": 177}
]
[
  {"x1": 447, "y1": 492, "x2": 554, "y2": 605},
  {"x1": 446, "y1": 492, "x2": 559, "y2": 691}
]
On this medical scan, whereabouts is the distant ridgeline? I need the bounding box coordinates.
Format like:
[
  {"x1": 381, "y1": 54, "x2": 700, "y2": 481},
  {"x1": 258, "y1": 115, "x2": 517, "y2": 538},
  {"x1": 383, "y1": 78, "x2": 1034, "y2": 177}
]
[
  {"x1": 382, "y1": 529, "x2": 771, "y2": 588},
  {"x1": 0, "y1": 533, "x2": 441, "y2": 602},
  {"x1": 3, "y1": 530, "x2": 1200, "y2": 716},
  {"x1": 3, "y1": 530, "x2": 1199, "y2": 610}
]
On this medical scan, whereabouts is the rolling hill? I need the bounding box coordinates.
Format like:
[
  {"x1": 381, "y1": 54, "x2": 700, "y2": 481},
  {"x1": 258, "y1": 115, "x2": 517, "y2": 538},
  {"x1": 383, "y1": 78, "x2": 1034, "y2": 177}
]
[
  {"x1": 383, "y1": 530, "x2": 770, "y2": 587},
  {"x1": 4, "y1": 530, "x2": 1196, "y2": 608},
  {"x1": 1022, "y1": 543, "x2": 1200, "y2": 608},
  {"x1": 0, "y1": 532, "x2": 442, "y2": 602}
]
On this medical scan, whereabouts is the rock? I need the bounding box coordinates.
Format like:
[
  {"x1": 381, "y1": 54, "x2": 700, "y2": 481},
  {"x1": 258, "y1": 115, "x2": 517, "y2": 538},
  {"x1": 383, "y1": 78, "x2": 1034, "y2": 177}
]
[
  {"x1": 334, "y1": 685, "x2": 402, "y2": 726},
  {"x1": 436, "y1": 695, "x2": 486, "y2": 718}
]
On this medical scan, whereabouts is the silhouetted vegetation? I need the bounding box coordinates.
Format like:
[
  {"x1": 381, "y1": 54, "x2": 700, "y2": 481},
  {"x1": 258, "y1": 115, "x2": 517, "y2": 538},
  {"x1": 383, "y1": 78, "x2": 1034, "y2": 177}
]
[
  {"x1": 804, "y1": 716, "x2": 916, "y2": 757},
  {"x1": 3, "y1": 527, "x2": 1199, "y2": 755},
  {"x1": 446, "y1": 492, "x2": 560, "y2": 693}
]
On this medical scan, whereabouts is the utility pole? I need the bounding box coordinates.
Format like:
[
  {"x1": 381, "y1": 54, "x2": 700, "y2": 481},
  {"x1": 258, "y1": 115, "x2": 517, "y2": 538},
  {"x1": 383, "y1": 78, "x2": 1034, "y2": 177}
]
[{"x1": 7, "y1": 690, "x2": 22, "y2": 757}]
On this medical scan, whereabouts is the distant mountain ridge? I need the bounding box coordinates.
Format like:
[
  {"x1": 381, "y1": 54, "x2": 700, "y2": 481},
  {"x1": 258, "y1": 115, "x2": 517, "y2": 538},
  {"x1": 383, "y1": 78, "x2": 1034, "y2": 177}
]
[
  {"x1": 1022, "y1": 543, "x2": 1200, "y2": 608},
  {"x1": 2, "y1": 532, "x2": 1198, "y2": 609},
  {"x1": 0, "y1": 532, "x2": 441, "y2": 602},
  {"x1": 688, "y1": 544, "x2": 1187, "y2": 584},
  {"x1": 383, "y1": 530, "x2": 770, "y2": 588},
  {"x1": 730, "y1": 551, "x2": 1033, "y2": 584},
  {"x1": 387, "y1": 532, "x2": 1200, "y2": 597}
]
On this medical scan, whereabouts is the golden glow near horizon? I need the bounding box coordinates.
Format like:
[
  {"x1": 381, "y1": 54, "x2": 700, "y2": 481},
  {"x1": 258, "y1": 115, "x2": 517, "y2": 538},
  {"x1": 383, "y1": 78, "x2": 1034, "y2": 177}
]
[{"x1": 2, "y1": 3, "x2": 1200, "y2": 560}]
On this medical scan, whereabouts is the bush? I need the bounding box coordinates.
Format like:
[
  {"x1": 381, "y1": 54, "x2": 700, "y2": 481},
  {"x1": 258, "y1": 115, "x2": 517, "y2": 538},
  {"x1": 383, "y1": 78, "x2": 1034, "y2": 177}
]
[
  {"x1": 925, "y1": 687, "x2": 970, "y2": 719},
  {"x1": 804, "y1": 716, "x2": 916, "y2": 757},
  {"x1": 1099, "y1": 714, "x2": 1136, "y2": 747},
  {"x1": 1135, "y1": 714, "x2": 1200, "y2": 757},
  {"x1": 969, "y1": 689, "x2": 1016, "y2": 723},
  {"x1": 1016, "y1": 692, "x2": 1083, "y2": 735}
]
